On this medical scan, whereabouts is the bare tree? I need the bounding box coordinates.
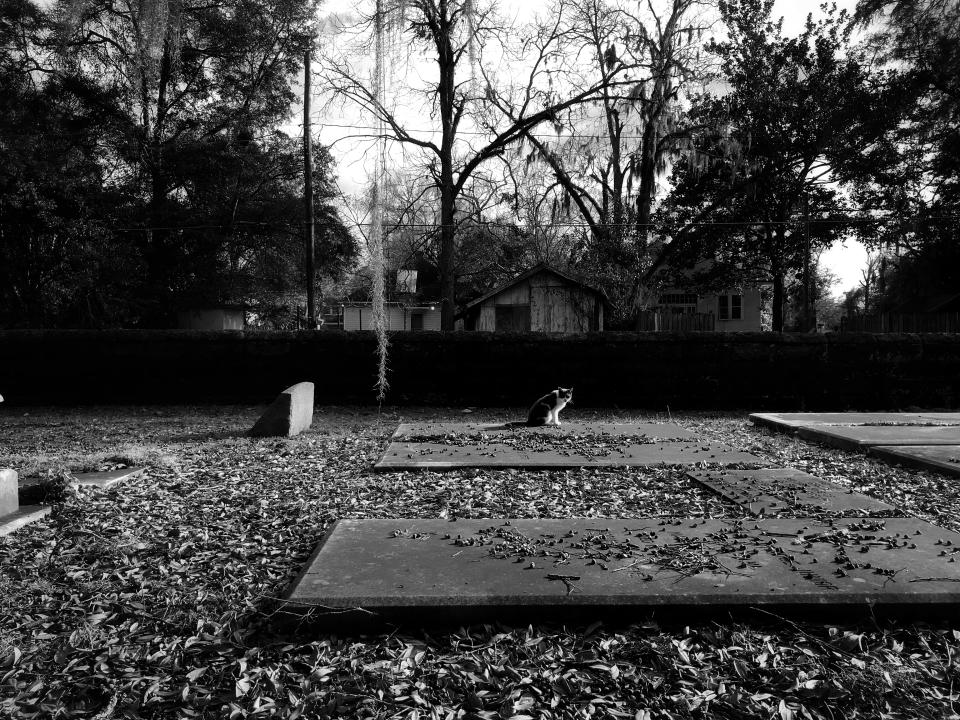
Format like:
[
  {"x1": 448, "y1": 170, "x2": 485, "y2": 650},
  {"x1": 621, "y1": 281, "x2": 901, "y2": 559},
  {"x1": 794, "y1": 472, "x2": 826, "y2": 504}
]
[{"x1": 322, "y1": 0, "x2": 636, "y2": 329}]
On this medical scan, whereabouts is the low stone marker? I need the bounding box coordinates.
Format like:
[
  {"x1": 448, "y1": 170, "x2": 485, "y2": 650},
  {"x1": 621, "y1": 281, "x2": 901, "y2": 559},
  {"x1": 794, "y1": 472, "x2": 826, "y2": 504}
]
[
  {"x1": 376, "y1": 422, "x2": 760, "y2": 470},
  {"x1": 285, "y1": 517, "x2": 960, "y2": 621},
  {"x1": 797, "y1": 424, "x2": 960, "y2": 451},
  {"x1": 0, "y1": 469, "x2": 51, "y2": 537},
  {"x1": 751, "y1": 412, "x2": 960, "y2": 431},
  {"x1": 687, "y1": 468, "x2": 896, "y2": 516},
  {"x1": 869, "y1": 445, "x2": 960, "y2": 478},
  {"x1": 72, "y1": 467, "x2": 144, "y2": 488},
  {"x1": 249, "y1": 382, "x2": 314, "y2": 437}
]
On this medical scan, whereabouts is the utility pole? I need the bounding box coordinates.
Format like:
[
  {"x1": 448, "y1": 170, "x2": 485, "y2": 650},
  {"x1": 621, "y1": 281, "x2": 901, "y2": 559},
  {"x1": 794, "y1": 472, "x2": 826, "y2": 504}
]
[
  {"x1": 303, "y1": 46, "x2": 317, "y2": 329},
  {"x1": 803, "y1": 193, "x2": 812, "y2": 332}
]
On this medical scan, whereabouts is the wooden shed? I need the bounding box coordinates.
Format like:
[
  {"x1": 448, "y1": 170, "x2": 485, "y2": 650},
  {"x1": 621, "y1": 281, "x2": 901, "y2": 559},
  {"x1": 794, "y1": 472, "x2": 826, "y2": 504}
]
[{"x1": 457, "y1": 264, "x2": 605, "y2": 333}]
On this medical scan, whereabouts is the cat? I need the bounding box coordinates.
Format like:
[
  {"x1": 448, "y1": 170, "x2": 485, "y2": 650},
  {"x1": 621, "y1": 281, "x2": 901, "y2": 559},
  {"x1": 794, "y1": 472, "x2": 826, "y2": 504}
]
[{"x1": 525, "y1": 387, "x2": 573, "y2": 427}]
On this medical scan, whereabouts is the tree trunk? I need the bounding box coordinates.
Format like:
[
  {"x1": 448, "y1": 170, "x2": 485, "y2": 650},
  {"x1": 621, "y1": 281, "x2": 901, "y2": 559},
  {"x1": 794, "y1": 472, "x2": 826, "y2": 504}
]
[
  {"x1": 772, "y1": 271, "x2": 785, "y2": 332},
  {"x1": 436, "y1": 0, "x2": 457, "y2": 331},
  {"x1": 439, "y1": 168, "x2": 456, "y2": 330},
  {"x1": 635, "y1": 110, "x2": 658, "y2": 249},
  {"x1": 144, "y1": 40, "x2": 174, "y2": 327}
]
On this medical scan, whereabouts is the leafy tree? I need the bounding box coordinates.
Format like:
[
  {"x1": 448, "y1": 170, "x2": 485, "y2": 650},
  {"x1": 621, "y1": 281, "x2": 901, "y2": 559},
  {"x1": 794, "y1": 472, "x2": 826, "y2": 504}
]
[
  {"x1": 51, "y1": 0, "x2": 325, "y2": 324},
  {"x1": 0, "y1": 0, "x2": 356, "y2": 327},
  {"x1": 0, "y1": 0, "x2": 130, "y2": 327},
  {"x1": 650, "y1": 0, "x2": 879, "y2": 330},
  {"x1": 845, "y1": 0, "x2": 960, "y2": 311}
]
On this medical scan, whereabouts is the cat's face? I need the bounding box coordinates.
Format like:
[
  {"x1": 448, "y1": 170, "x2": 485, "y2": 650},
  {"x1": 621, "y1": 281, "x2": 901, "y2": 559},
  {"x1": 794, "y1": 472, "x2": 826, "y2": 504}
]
[{"x1": 557, "y1": 387, "x2": 573, "y2": 401}]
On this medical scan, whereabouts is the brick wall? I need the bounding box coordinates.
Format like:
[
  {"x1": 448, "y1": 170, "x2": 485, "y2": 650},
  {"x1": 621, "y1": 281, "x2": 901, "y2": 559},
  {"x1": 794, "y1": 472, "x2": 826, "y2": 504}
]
[{"x1": 1, "y1": 330, "x2": 957, "y2": 409}]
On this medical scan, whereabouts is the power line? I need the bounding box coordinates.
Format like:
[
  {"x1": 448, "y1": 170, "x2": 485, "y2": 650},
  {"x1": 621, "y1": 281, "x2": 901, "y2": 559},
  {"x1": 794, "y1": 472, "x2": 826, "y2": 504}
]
[
  {"x1": 2, "y1": 215, "x2": 957, "y2": 233},
  {"x1": 308, "y1": 119, "x2": 669, "y2": 142}
]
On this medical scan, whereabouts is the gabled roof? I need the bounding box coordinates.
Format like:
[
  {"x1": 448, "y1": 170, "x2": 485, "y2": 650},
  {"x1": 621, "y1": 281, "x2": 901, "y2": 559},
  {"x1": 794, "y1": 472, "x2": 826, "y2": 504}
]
[
  {"x1": 924, "y1": 292, "x2": 960, "y2": 313},
  {"x1": 458, "y1": 263, "x2": 607, "y2": 315}
]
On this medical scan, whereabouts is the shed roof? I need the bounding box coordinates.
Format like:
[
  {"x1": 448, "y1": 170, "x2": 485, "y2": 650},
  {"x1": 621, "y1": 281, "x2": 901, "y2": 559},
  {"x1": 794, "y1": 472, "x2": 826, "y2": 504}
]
[{"x1": 458, "y1": 264, "x2": 607, "y2": 316}]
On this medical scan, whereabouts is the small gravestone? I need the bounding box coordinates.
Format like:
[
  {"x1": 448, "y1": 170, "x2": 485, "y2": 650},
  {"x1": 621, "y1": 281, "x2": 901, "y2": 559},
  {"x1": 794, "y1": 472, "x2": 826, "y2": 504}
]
[
  {"x1": 0, "y1": 469, "x2": 51, "y2": 537},
  {"x1": 249, "y1": 382, "x2": 314, "y2": 437},
  {"x1": 0, "y1": 469, "x2": 16, "y2": 517},
  {"x1": 72, "y1": 467, "x2": 144, "y2": 488}
]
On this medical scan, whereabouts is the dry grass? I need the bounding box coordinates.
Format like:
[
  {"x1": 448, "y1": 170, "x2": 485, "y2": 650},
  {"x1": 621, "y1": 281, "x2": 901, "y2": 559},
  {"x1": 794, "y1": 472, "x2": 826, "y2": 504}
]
[{"x1": 0, "y1": 405, "x2": 958, "y2": 719}]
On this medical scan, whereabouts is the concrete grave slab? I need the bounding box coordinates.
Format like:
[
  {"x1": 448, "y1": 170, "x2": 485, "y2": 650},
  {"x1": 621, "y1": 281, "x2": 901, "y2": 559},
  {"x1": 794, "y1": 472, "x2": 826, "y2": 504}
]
[
  {"x1": 392, "y1": 422, "x2": 699, "y2": 441},
  {"x1": 0, "y1": 506, "x2": 52, "y2": 537},
  {"x1": 751, "y1": 412, "x2": 960, "y2": 431},
  {"x1": 377, "y1": 422, "x2": 760, "y2": 470},
  {"x1": 0, "y1": 469, "x2": 50, "y2": 536},
  {"x1": 869, "y1": 446, "x2": 960, "y2": 478},
  {"x1": 687, "y1": 468, "x2": 896, "y2": 516},
  {"x1": 797, "y1": 425, "x2": 960, "y2": 451},
  {"x1": 285, "y1": 518, "x2": 960, "y2": 620},
  {"x1": 249, "y1": 381, "x2": 314, "y2": 437},
  {"x1": 71, "y1": 467, "x2": 144, "y2": 488}
]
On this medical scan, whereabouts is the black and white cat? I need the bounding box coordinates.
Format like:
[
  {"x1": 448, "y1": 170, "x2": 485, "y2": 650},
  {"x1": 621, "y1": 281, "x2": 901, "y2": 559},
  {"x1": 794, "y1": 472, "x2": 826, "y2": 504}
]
[{"x1": 525, "y1": 387, "x2": 573, "y2": 427}]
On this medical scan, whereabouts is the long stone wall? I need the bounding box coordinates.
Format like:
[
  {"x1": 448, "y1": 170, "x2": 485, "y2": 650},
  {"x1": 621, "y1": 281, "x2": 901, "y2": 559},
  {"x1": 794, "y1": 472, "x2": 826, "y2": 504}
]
[{"x1": 1, "y1": 330, "x2": 958, "y2": 409}]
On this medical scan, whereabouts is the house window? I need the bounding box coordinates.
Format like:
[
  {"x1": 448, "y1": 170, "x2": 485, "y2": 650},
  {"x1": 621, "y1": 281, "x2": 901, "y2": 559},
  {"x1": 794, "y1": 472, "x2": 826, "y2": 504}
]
[
  {"x1": 718, "y1": 295, "x2": 743, "y2": 320},
  {"x1": 659, "y1": 293, "x2": 699, "y2": 306},
  {"x1": 410, "y1": 312, "x2": 424, "y2": 330},
  {"x1": 495, "y1": 304, "x2": 531, "y2": 332},
  {"x1": 659, "y1": 293, "x2": 698, "y2": 315}
]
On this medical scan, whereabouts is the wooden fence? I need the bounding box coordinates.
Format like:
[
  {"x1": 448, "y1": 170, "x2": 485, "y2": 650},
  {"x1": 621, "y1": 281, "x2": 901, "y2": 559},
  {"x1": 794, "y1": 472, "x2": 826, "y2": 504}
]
[
  {"x1": 636, "y1": 310, "x2": 716, "y2": 332},
  {"x1": 841, "y1": 312, "x2": 960, "y2": 333}
]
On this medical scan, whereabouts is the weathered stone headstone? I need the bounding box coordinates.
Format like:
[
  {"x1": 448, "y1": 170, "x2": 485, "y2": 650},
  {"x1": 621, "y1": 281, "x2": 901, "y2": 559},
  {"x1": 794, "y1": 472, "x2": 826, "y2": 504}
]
[
  {"x1": 249, "y1": 382, "x2": 314, "y2": 437},
  {"x1": 0, "y1": 468, "x2": 17, "y2": 517},
  {"x1": 0, "y1": 469, "x2": 51, "y2": 537}
]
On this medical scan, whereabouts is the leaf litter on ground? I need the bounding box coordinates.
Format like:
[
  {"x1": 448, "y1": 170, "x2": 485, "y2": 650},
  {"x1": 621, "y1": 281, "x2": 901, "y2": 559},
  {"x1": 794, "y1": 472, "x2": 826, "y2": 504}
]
[{"x1": 0, "y1": 406, "x2": 958, "y2": 719}]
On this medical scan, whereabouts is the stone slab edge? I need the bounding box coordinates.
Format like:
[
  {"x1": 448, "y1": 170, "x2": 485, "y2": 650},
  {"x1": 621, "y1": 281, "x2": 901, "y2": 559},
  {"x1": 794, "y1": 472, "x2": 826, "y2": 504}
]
[
  {"x1": 390, "y1": 422, "x2": 699, "y2": 440},
  {"x1": 73, "y1": 468, "x2": 145, "y2": 488},
  {"x1": 373, "y1": 449, "x2": 765, "y2": 471},
  {"x1": 797, "y1": 426, "x2": 960, "y2": 452},
  {"x1": 869, "y1": 446, "x2": 960, "y2": 478},
  {"x1": 282, "y1": 518, "x2": 960, "y2": 615},
  {"x1": 749, "y1": 413, "x2": 804, "y2": 432},
  {"x1": 0, "y1": 505, "x2": 51, "y2": 537},
  {"x1": 685, "y1": 469, "x2": 897, "y2": 517}
]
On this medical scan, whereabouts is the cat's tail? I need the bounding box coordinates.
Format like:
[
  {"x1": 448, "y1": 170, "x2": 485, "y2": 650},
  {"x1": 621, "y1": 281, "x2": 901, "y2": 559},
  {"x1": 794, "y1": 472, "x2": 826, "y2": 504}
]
[{"x1": 498, "y1": 421, "x2": 529, "y2": 428}]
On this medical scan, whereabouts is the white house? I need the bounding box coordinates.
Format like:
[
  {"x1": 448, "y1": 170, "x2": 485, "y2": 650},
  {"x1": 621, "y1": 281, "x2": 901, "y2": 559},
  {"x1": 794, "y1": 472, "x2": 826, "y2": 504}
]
[
  {"x1": 655, "y1": 286, "x2": 767, "y2": 331},
  {"x1": 340, "y1": 301, "x2": 442, "y2": 331}
]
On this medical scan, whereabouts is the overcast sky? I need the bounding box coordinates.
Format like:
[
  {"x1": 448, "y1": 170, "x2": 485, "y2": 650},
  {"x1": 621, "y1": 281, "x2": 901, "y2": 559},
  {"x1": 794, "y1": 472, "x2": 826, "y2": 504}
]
[{"x1": 311, "y1": 0, "x2": 867, "y2": 295}]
